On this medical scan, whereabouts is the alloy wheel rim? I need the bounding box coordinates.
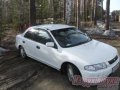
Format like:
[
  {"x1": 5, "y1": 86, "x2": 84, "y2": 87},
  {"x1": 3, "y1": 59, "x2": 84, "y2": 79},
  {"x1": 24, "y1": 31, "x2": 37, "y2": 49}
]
[{"x1": 67, "y1": 65, "x2": 74, "y2": 81}]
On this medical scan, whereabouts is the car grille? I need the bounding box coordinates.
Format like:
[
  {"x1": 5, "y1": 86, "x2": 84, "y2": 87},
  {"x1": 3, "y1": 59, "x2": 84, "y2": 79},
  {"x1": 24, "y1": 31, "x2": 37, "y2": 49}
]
[{"x1": 108, "y1": 56, "x2": 118, "y2": 65}]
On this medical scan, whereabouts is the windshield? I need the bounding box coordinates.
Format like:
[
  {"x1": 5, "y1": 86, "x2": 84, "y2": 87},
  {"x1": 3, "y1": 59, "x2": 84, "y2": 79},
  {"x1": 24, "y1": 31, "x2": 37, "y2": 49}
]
[{"x1": 51, "y1": 28, "x2": 91, "y2": 48}]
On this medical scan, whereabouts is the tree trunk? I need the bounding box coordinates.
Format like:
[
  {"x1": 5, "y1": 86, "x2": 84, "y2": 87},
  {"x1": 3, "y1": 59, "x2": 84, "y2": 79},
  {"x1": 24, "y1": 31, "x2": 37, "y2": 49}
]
[
  {"x1": 94, "y1": 0, "x2": 97, "y2": 25},
  {"x1": 83, "y1": 0, "x2": 85, "y2": 21},
  {"x1": 0, "y1": 0, "x2": 2, "y2": 28},
  {"x1": 101, "y1": 0, "x2": 103, "y2": 20},
  {"x1": 105, "y1": 0, "x2": 110, "y2": 30},
  {"x1": 74, "y1": 0, "x2": 77, "y2": 25},
  {"x1": 63, "y1": 0, "x2": 66, "y2": 21},
  {"x1": 0, "y1": 0, "x2": 2, "y2": 46},
  {"x1": 29, "y1": 0, "x2": 36, "y2": 26},
  {"x1": 91, "y1": 0, "x2": 94, "y2": 21},
  {"x1": 77, "y1": 0, "x2": 81, "y2": 28},
  {"x1": 65, "y1": 0, "x2": 72, "y2": 24},
  {"x1": 53, "y1": 0, "x2": 60, "y2": 22}
]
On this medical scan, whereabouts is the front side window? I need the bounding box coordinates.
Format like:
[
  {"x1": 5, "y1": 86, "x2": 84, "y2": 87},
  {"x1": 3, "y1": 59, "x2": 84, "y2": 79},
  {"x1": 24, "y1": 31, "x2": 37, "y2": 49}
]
[{"x1": 51, "y1": 28, "x2": 91, "y2": 48}]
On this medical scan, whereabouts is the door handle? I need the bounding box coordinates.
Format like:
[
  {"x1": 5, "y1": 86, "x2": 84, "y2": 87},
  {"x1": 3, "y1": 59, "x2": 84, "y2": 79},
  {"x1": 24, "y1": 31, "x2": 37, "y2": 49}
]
[
  {"x1": 23, "y1": 41, "x2": 25, "y2": 43},
  {"x1": 36, "y1": 46, "x2": 40, "y2": 49}
]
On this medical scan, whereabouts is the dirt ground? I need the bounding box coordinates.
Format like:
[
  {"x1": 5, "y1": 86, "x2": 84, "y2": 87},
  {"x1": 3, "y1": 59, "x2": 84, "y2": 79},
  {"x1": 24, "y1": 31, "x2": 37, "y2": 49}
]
[
  {"x1": 0, "y1": 38, "x2": 120, "y2": 90},
  {"x1": 1, "y1": 22, "x2": 120, "y2": 90}
]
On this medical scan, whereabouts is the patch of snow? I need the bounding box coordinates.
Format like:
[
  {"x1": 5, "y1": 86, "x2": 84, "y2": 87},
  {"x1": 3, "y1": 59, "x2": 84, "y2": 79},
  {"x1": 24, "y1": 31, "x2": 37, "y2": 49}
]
[
  {"x1": 97, "y1": 21, "x2": 105, "y2": 30},
  {"x1": 0, "y1": 47, "x2": 8, "y2": 57},
  {"x1": 103, "y1": 29, "x2": 116, "y2": 37},
  {"x1": 86, "y1": 27, "x2": 104, "y2": 35}
]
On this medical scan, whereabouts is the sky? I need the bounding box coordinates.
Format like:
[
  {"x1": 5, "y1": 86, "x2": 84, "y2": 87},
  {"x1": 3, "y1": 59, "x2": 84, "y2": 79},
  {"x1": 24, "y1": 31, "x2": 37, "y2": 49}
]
[{"x1": 103, "y1": 0, "x2": 120, "y2": 12}]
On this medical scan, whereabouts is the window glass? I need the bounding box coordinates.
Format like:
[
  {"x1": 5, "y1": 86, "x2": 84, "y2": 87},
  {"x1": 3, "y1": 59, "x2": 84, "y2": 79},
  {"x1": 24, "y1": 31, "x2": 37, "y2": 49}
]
[
  {"x1": 51, "y1": 28, "x2": 91, "y2": 48},
  {"x1": 24, "y1": 29, "x2": 35, "y2": 40},
  {"x1": 24, "y1": 29, "x2": 53, "y2": 45},
  {"x1": 34, "y1": 30, "x2": 52, "y2": 44}
]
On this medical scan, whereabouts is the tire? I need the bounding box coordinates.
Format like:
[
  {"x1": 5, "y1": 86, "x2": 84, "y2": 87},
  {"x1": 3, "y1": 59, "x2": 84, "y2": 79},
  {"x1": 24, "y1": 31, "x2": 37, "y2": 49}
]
[
  {"x1": 19, "y1": 46, "x2": 27, "y2": 59},
  {"x1": 67, "y1": 64, "x2": 80, "y2": 82}
]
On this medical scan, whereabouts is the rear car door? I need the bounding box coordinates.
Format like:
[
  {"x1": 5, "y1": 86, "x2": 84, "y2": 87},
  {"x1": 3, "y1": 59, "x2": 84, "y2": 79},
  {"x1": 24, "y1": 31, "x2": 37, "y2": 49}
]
[{"x1": 23, "y1": 29, "x2": 38, "y2": 58}]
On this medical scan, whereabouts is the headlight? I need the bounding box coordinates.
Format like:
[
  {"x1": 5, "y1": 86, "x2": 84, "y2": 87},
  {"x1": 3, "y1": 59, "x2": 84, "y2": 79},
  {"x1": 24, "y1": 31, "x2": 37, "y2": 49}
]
[{"x1": 84, "y1": 62, "x2": 107, "y2": 71}]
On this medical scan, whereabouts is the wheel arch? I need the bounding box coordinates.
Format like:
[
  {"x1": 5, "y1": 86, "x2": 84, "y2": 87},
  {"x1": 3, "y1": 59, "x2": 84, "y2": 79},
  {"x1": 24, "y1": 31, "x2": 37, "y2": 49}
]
[
  {"x1": 18, "y1": 45, "x2": 22, "y2": 54},
  {"x1": 60, "y1": 62, "x2": 82, "y2": 76},
  {"x1": 18, "y1": 45, "x2": 22, "y2": 49}
]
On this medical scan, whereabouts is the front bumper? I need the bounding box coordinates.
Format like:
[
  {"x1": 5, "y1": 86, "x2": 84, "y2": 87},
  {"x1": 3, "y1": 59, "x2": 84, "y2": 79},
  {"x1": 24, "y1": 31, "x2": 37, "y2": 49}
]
[{"x1": 80, "y1": 57, "x2": 120, "y2": 84}]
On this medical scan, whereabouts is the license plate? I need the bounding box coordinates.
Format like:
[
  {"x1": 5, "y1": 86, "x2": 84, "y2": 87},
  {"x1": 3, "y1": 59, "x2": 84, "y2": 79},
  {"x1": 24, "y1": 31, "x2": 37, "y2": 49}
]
[{"x1": 112, "y1": 63, "x2": 119, "y2": 73}]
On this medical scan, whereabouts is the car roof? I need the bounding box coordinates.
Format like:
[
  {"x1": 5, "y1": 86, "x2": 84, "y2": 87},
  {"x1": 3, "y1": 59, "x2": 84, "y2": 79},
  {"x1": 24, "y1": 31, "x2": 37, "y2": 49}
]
[{"x1": 31, "y1": 24, "x2": 75, "y2": 31}]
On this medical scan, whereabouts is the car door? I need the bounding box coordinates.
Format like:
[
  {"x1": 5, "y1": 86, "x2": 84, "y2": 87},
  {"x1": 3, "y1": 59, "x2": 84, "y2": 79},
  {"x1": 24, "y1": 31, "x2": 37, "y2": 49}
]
[
  {"x1": 34, "y1": 29, "x2": 62, "y2": 69},
  {"x1": 23, "y1": 29, "x2": 38, "y2": 58}
]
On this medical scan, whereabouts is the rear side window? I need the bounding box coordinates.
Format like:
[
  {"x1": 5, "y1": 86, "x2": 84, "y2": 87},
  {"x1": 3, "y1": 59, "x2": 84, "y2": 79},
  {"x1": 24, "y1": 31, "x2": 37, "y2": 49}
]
[
  {"x1": 24, "y1": 29, "x2": 53, "y2": 45},
  {"x1": 24, "y1": 30, "x2": 35, "y2": 40},
  {"x1": 24, "y1": 28, "x2": 57, "y2": 48}
]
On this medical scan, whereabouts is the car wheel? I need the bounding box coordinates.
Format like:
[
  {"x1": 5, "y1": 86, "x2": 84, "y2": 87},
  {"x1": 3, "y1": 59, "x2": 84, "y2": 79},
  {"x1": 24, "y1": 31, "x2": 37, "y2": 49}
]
[
  {"x1": 19, "y1": 46, "x2": 27, "y2": 59},
  {"x1": 67, "y1": 64, "x2": 80, "y2": 82}
]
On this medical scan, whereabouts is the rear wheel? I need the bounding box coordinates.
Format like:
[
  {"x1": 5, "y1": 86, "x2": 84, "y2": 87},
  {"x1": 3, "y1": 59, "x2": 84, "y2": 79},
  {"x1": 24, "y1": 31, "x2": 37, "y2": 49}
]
[
  {"x1": 67, "y1": 64, "x2": 81, "y2": 82},
  {"x1": 19, "y1": 46, "x2": 27, "y2": 59}
]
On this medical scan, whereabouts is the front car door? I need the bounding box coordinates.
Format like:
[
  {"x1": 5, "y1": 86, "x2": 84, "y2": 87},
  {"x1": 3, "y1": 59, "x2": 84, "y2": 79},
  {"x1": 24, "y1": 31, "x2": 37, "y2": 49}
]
[{"x1": 34, "y1": 29, "x2": 62, "y2": 69}]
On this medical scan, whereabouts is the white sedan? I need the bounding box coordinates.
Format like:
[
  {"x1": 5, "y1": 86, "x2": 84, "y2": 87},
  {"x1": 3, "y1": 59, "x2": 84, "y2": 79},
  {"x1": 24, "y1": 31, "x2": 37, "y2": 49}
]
[{"x1": 15, "y1": 24, "x2": 120, "y2": 84}]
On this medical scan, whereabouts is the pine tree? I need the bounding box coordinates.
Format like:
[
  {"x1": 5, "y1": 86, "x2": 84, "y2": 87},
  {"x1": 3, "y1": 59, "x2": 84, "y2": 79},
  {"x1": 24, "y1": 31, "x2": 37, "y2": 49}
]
[
  {"x1": 105, "y1": 0, "x2": 110, "y2": 30},
  {"x1": 29, "y1": 0, "x2": 36, "y2": 25}
]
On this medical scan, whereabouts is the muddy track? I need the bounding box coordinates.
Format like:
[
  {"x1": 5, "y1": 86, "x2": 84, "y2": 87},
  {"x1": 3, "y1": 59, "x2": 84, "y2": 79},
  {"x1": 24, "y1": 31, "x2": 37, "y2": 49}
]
[
  {"x1": 0, "y1": 49, "x2": 120, "y2": 90},
  {"x1": 0, "y1": 52, "x2": 95, "y2": 90},
  {"x1": 0, "y1": 53, "x2": 43, "y2": 90}
]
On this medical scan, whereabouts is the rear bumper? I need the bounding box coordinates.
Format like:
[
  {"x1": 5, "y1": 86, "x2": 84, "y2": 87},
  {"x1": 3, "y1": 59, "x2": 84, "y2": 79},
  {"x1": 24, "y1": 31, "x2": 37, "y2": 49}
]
[{"x1": 80, "y1": 57, "x2": 120, "y2": 84}]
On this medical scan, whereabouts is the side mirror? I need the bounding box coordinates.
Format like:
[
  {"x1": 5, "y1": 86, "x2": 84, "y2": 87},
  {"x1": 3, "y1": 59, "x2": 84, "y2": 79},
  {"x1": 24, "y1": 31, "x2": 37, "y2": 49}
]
[{"x1": 46, "y1": 42, "x2": 54, "y2": 47}]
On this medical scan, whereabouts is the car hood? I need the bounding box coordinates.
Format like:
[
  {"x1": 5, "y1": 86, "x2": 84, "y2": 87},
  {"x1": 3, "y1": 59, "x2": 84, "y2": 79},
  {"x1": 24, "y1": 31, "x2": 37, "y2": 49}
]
[{"x1": 63, "y1": 40, "x2": 117, "y2": 65}]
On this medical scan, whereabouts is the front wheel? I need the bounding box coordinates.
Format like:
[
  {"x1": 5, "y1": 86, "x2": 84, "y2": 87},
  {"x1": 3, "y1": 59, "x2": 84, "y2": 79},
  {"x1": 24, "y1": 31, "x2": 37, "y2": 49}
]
[{"x1": 67, "y1": 64, "x2": 81, "y2": 82}]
